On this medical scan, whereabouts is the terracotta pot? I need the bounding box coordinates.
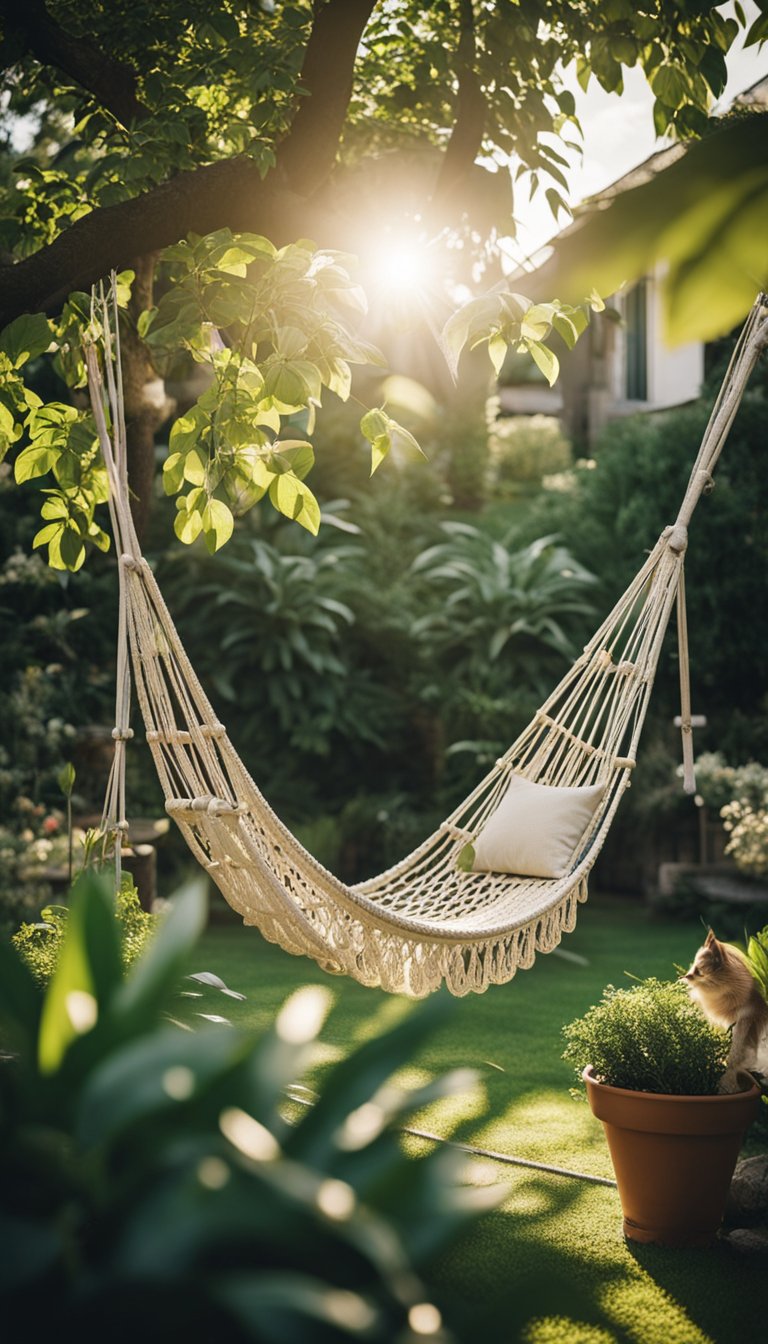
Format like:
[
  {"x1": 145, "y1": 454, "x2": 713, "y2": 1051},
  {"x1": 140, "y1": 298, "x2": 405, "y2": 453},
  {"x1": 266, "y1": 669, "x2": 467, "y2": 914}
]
[{"x1": 583, "y1": 1065, "x2": 761, "y2": 1247}]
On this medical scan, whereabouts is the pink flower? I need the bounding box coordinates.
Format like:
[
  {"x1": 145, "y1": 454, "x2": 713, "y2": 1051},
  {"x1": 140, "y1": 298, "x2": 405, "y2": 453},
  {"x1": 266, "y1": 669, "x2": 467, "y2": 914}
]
[{"x1": 42, "y1": 816, "x2": 59, "y2": 835}]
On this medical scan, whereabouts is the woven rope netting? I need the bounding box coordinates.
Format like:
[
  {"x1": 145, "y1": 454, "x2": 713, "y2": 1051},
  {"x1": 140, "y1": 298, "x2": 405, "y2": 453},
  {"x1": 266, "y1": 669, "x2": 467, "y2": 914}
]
[{"x1": 86, "y1": 292, "x2": 768, "y2": 996}]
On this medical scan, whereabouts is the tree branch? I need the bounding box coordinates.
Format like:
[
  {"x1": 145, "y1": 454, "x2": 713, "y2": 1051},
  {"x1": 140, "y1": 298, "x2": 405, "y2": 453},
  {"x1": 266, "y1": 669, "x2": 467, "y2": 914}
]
[
  {"x1": 275, "y1": 0, "x2": 377, "y2": 195},
  {"x1": 431, "y1": 0, "x2": 486, "y2": 214},
  {"x1": 0, "y1": 0, "x2": 148, "y2": 128},
  {"x1": 0, "y1": 158, "x2": 355, "y2": 326}
]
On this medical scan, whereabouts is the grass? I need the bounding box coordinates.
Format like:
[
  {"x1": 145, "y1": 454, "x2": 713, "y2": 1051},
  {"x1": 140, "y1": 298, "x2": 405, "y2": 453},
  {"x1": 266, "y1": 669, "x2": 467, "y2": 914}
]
[{"x1": 195, "y1": 892, "x2": 766, "y2": 1344}]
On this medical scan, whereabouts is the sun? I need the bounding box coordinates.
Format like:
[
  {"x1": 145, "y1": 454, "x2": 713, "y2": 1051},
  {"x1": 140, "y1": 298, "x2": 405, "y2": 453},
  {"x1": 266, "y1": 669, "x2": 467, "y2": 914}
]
[{"x1": 362, "y1": 226, "x2": 440, "y2": 321}]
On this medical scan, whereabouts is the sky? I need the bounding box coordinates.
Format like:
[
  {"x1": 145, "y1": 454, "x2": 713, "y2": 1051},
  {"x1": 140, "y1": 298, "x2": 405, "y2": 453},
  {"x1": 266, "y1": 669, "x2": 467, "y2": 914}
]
[{"x1": 507, "y1": 6, "x2": 768, "y2": 268}]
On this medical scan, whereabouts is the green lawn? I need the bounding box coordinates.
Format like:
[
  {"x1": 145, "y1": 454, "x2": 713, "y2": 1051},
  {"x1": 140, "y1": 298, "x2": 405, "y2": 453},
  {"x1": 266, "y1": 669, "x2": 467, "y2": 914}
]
[{"x1": 195, "y1": 893, "x2": 765, "y2": 1344}]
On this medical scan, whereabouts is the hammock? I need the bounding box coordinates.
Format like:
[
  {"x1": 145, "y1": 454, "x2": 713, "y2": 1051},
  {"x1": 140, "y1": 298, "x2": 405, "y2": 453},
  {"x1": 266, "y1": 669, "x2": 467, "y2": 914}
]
[{"x1": 85, "y1": 292, "x2": 768, "y2": 997}]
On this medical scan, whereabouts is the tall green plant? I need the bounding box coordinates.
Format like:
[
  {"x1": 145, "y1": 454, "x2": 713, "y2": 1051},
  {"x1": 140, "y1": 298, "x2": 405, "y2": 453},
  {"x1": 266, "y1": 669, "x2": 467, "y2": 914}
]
[
  {"x1": 410, "y1": 524, "x2": 597, "y2": 690},
  {"x1": 0, "y1": 871, "x2": 500, "y2": 1340}
]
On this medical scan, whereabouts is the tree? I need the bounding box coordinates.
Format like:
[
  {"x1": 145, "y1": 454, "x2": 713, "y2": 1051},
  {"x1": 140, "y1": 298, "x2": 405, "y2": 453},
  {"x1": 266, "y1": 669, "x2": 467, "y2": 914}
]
[{"x1": 0, "y1": 0, "x2": 754, "y2": 564}]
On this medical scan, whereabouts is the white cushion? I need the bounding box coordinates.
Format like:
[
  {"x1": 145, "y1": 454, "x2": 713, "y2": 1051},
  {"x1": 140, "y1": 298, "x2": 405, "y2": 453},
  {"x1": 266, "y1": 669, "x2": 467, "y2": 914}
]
[{"x1": 471, "y1": 773, "x2": 605, "y2": 879}]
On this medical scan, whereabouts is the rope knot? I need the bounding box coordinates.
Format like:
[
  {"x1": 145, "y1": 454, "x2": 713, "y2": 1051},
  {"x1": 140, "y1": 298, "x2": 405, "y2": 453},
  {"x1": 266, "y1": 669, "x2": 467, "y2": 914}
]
[
  {"x1": 120, "y1": 553, "x2": 143, "y2": 572},
  {"x1": 112, "y1": 727, "x2": 134, "y2": 741},
  {"x1": 665, "y1": 524, "x2": 688, "y2": 554}
]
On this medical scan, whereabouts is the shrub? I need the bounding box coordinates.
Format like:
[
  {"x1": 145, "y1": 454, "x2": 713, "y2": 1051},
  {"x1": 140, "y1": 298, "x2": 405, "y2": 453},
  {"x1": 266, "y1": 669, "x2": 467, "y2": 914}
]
[
  {"x1": 694, "y1": 752, "x2": 768, "y2": 878},
  {"x1": 12, "y1": 874, "x2": 156, "y2": 986},
  {"x1": 512, "y1": 391, "x2": 768, "y2": 763},
  {"x1": 562, "y1": 977, "x2": 727, "y2": 1096},
  {"x1": 488, "y1": 413, "x2": 572, "y2": 488}
]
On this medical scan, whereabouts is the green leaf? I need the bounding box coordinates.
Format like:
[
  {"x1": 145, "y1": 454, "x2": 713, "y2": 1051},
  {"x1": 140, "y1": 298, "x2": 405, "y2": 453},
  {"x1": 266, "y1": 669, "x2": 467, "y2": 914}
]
[
  {"x1": 14, "y1": 442, "x2": 62, "y2": 483},
  {"x1": 488, "y1": 333, "x2": 507, "y2": 376},
  {"x1": 370, "y1": 434, "x2": 390, "y2": 476},
  {"x1": 77, "y1": 1024, "x2": 248, "y2": 1148},
  {"x1": 268, "y1": 473, "x2": 320, "y2": 534},
  {"x1": 0, "y1": 313, "x2": 53, "y2": 368},
  {"x1": 202, "y1": 498, "x2": 234, "y2": 553},
  {"x1": 360, "y1": 407, "x2": 389, "y2": 443},
  {"x1": 182, "y1": 447, "x2": 207, "y2": 486},
  {"x1": 32, "y1": 522, "x2": 63, "y2": 550},
  {"x1": 388, "y1": 417, "x2": 426, "y2": 461},
  {"x1": 113, "y1": 879, "x2": 208, "y2": 1028},
  {"x1": 272, "y1": 439, "x2": 314, "y2": 480},
  {"x1": 59, "y1": 526, "x2": 87, "y2": 571},
  {"x1": 162, "y1": 451, "x2": 185, "y2": 494},
  {"x1": 38, "y1": 872, "x2": 113, "y2": 1073},
  {"x1": 456, "y1": 842, "x2": 476, "y2": 873},
  {"x1": 174, "y1": 505, "x2": 204, "y2": 545},
  {"x1": 525, "y1": 339, "x2": 560, "y2": 386}
]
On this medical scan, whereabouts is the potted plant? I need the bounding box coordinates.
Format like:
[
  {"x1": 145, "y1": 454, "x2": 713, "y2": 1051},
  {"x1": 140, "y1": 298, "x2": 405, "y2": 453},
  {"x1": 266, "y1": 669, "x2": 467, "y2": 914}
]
[{"x1": 562, "y1": 977, "x2": 762, "y2": 1247}]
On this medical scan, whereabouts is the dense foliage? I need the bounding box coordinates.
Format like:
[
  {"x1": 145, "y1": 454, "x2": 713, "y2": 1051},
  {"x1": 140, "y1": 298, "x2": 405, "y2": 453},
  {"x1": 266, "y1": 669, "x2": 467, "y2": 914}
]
[
  {"x1": 0, "y1": 870, "x2": 500, "y2": 1341},
  {"x1": 562, "y1": 977, "x2": 727, "y2": 1096},
  {"x1": 514, "y1": 386, "x2": 768, "y2": 766},
  {"x1": 0, "y1": 0, "x2": 759, "y2": 570},
  {"x1": 12, "y1": 872, "x2": 155, "y2": 984}
]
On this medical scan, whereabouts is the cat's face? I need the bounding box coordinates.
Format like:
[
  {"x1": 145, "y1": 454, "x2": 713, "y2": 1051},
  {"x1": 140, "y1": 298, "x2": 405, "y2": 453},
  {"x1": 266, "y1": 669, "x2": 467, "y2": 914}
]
[{"x1": 682, "y1": 929, "x2": 724, "y2": 990}]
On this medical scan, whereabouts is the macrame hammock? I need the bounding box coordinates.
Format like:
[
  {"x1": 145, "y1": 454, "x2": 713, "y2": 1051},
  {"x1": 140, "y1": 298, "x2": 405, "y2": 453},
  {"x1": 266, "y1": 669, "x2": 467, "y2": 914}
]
[{"x1": 85, "y1": 291, "x2": 768, "y2": 997}]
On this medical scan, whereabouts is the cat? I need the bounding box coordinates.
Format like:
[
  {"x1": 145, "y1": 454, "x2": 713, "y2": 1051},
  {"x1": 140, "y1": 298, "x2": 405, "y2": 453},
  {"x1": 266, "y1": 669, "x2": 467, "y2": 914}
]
[{"x1": 682, "y1": 929, "x2": 768, "y2": 1093}]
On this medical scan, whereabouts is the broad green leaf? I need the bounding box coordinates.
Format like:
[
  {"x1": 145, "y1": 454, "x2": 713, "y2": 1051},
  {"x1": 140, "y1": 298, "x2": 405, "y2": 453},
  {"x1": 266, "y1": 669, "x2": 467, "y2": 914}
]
[
  {"x1": 268, "y1": 473, "x2": 320, "y2": 534},
  {"x1": 14, "y1": 442, "x2": 61, "y2": 483},
  {"x1": 59, "y1": 526, "x2": 87, "y2": 571},
  {"x1": 521, "y1": 303, "x2": 555, "y2": 341},
  {"x1": 488, "y1": 333, "x2": 507, "y2": 376},
  {"x1": 182, "y1": 447, "x2": 207, "y2": 485},
  {"x1": 40, "y1": 494, "x2": 69, "y2": 520},
  {"x1": 326, "y1": 358, "x2": 352, "y2": 401},
  {"x1": 162, "y1": 451, "x2": 185, "y2": 494},
  {"x1": 525, "y1": 339, "x2": 560, "y2": 386},
  {"x1": 169, "y1": 406, "x2": 208, "y2": 454},
  {"x1": 32, "y1": 522, "x2": 63, "y2": 549},
  {"x1": 174, "y1": 506, "x2": 204, "y2": 544},
  {"x1": 77, "y1": 1024, "x2": 248, "y2": 1148},
  {"x1": 360, "y1": 407, "x2": 388, "y2": 443},
  {"x1": 27, "y1": 402, "x2": 78, "y2": 438},
  {"x1": 0, "y1": 313, "x2": 53, "y2": 368},
  {"x1": 113, "y1": 879, "x2": 208, "y2": 1026},
  {"x1": 38, "y1": 872, "x2": 112, "y2": 1073},
  {"x1": 272, "y1": 439, "x2": 314, "y2": 480},
  {"x1": 263, "y1": 361, "x2": 310, "y2": 411},
  {"x1": 202, "y1": 497, "x2": 234, "y2": 553}
]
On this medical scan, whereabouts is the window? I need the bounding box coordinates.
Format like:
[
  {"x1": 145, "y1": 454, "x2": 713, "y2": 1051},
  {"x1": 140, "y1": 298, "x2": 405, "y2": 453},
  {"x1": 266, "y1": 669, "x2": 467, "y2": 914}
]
[{"x1": 625, "y1": 280, "x2": 648, "y2": 401}]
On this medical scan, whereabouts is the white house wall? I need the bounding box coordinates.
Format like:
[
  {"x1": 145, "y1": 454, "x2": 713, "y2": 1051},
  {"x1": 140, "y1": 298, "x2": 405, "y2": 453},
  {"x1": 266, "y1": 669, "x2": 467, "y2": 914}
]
[{"x1": 613, "y1": 271, "x2": 704, "y2": 413}]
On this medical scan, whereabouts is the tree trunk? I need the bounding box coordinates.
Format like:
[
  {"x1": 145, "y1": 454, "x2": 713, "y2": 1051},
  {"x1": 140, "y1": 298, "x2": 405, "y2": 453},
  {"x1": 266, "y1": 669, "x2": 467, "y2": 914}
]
[{"x1": 120, "y1": 255, "x2": 175, "y2": 542}]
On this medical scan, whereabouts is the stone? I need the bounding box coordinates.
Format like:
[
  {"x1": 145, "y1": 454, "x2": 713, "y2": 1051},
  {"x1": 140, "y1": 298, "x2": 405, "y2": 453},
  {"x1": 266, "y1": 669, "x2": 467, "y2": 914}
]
[
  {"x1": 722, "y1": 1226, "x2": 768, "y2": 1259},
  {"x1": 724, "y1": 1154, "x2": 768, "y2": 1226}
]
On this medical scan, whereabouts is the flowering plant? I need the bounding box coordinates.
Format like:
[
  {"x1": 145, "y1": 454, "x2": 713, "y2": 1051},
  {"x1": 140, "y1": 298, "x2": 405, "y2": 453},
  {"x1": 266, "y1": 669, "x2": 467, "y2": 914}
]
[{"x1": 693, "y1": 752, "x2": 768, "y2": 879}]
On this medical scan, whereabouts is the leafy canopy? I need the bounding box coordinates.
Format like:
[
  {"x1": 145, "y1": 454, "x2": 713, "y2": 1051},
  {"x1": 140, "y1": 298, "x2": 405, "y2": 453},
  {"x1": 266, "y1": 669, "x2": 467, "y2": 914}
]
[{"x1": 0, "y1": 1, "x2": 758, "y2": 567}]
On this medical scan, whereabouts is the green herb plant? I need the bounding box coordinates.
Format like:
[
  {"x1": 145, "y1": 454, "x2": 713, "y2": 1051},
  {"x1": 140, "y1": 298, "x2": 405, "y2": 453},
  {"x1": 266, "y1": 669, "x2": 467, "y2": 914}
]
[{"x1": 562, "y1": 977, "x2": 727, "y2": 1097}]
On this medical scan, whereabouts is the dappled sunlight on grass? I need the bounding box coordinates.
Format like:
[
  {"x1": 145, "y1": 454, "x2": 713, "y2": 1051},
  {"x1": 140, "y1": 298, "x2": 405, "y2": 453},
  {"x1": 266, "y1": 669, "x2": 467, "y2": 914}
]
[
  {"x1": 475, "y1": 1088, "x2": 612, "y2": 1178},
  {"x1": 195, "y1": 900, "x2": 768, "y2": 1341},
  {"x1": 521, "y1": 1318, "x2": 617, "y2": 1344},
  {"x1": 598, "y1": 1279, "x2": 711, "y2": 1344}
]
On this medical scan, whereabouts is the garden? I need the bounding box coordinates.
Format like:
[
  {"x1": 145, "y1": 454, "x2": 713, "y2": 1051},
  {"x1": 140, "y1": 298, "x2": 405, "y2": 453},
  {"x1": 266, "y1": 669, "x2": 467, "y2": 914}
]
[{"x1": 2, "y1": 3, "x2": 768, "y2": 1342}]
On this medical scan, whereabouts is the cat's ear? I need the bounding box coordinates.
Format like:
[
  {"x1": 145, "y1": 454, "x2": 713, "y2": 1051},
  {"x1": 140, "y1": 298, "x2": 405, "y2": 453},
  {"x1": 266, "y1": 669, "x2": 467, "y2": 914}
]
[{"x1": 705, "y1": 928, "x2": 723, "y2": 965}]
